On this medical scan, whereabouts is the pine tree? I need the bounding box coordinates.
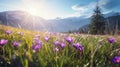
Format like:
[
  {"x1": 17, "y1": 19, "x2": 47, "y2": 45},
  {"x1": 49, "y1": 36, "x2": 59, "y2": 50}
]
[{"x1": 90, "y1": 3, "x2": 106, "y2": 34}]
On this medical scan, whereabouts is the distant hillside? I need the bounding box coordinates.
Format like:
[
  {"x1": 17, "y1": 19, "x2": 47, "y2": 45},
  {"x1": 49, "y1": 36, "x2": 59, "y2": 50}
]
[
  {"x1": 0, "y1": 11, "x2": 90, "y2": 32},
  {"x1": 0, "y1": 11, "x2": 45, "y2": 30},
  {"x1": 107, "y1": 14, "x2": 120, "y2": 34},
  {"x1": 0, "y1": 10, "x2": 120, "y2": 32},
  {"x1": 77, "y1": 13, "x2": 120, "y2": 34}
]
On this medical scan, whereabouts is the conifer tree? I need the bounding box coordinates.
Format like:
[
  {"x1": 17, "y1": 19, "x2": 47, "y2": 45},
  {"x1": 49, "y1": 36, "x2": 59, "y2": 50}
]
[{"x1": 90, "y1": 3, "x2": 106, "y2": 34}]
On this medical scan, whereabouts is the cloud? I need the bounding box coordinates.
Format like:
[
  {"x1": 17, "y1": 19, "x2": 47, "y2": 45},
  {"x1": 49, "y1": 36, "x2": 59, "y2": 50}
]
[
  {"x1": 72, "y1": 4, "x2": 87, "y2": 11},
  {"x1": 69, "y1": 0, "x2": 120, "y2": 18},
  {"x1": 70, "y1": 2, "x2": 96, "y2": 18},
  {"x1": 71, "y1": 2, "x2": 96, "y2": 11},
  {"x1": 100, "y1": 0, "x2": 120, "y2": 9}
]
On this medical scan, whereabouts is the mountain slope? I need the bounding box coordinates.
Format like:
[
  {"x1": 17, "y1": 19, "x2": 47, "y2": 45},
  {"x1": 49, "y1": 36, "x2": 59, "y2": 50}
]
[
  {"x1": 0, "y1": 11, "x2": 91, "y2": 32},
  {"x1": 0, "y1": 11, "x2": 45, "y2": 30},
  {"x1": 0, "y1": 11, "x2": 120, "y2": 32}
]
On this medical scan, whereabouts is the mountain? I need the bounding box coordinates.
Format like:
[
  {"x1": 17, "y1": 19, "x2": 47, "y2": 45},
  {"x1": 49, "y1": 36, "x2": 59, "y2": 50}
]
[
  {"x1": 0, "y1": 11, "x2": 46, "y2": 30},
  {"x1": 46, "y1": 17, "x2": 90, "y2": 32},
  {"x1": 0, "y1": 10, "x2": 90, "y2": 32},
  {"x1": 106, "y1": 14, "x2": 120, "y2": 34},
  {"x1": 104, "y1": 11, "x2": 120, "y2": 18},
  {"x1": 0, "y1": 11, "x2": 119, "y2": 32}
]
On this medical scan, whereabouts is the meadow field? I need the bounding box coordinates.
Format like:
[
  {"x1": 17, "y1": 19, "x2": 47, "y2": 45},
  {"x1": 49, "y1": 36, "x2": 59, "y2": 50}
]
[{"x1": 0, "y1": 25, "x2": 120, "y2": 67}]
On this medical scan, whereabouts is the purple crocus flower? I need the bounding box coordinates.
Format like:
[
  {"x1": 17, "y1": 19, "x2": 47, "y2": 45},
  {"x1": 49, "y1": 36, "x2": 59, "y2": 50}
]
[
  {"x1": 60, "y1": 43, "x2": 66, "y2": 49},
  {"x1": 32, "y1": 37, "x2": 43, "y2": 52},
  {"x1": 65, "y1": 37, "x2": 74, "y2": 43},
  {"x1": 108, "y1": 38, "x2": 116, "y2": 44},
  {"x1": 0, "y1": 39, "x2": 8, "y2": 46},
  {"x1": 44, "y1": 36, "x2": 50, "y2": 41},
  {"x1": 33, "y1": 38, "x2": 42, "y2": 45},
  {"x1": 53, "y1": 41, "x2": 61, "y2": 46},
  {"x1": 32, "y1": 44, "x2": 42, "y2": 52},
  {"x1": 35, "y1": 40, "x2": 42, "y2": 45},
  {"x1": 5, "y1": 30, "x2": 12, "y2": 35},
  {"x1": 112, "y1": 56, "x2": 120, "y2": 64},
  {"x1": 54, "y1": 47, "x2": 59, "y2": 52},
  {"x1": 73, "y1": 43, "x2": 84, "y2": 51},
  {"x1": 12, "y1": 41, "x2": 20, "y2": 47}
]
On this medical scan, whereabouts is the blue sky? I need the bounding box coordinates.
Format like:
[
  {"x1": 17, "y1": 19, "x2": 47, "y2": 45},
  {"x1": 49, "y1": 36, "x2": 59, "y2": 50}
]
[{"x1": 0, "y1": 0, "x2": 120, "y2": 19}]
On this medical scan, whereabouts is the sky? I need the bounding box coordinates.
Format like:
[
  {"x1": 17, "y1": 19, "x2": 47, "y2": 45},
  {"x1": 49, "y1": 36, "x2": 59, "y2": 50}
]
[{"x1": 0, "y1": 0, "x2": 120, "y2": 19}]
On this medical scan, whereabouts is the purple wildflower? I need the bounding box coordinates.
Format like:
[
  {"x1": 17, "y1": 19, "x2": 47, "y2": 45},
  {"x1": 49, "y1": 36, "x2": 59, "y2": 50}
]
[
  {"x1": 108, "y1": 38, "x2": 116, "y2": 44},
  {"x1": 12, "y1": 41, "x2": 20, "y2": 47},
  {"x1": 5, "y1": 30, "x2": 12, "y2": 35},
  {"x1": 36, "y1": 40, "x2": 42, "y2": 45},
  {"x1": 65, "y1": 37, "x2": 74, "y2": 43},
  {"x1": 32, "y1": 44, "x2": 42, "y2": 52},
  {"x1": 33, "y1": 38, "x2": 42, "y2": 45},
  {"x1": 0, "y1": 39, "x2": 8, "y2": 46},
  {"x1": 73, "y1": 43, "x2": 84, "y2": 51},
  {"x1": 53, "y1": 41, "x2": 61, "y2": 46},
  {"x1": 32, "y1": 37, "x2": 43, "y2": 52},
  {"x1": 112, "y1": 56, "x2": 120, "y2": 64},
  {"x1": 54, "y1": 47, "x2": 59, "y2": 52},
  {"x1": 60, "y1": 43, "x2": 66, "y2": 49},
  {"x1": 44, "y1": 36, "x2": 50, "y2": 41}
]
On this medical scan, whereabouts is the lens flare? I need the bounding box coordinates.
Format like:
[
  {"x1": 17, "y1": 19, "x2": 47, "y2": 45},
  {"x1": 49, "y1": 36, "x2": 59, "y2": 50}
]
[{"x1": 21, "y1": 0, "x2": 45, "y2": 16}]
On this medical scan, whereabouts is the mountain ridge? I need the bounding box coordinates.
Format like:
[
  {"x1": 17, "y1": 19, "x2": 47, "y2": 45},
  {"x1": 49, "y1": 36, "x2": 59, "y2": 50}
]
[{"x1": 0, "y1": 10, "x2": 120, "y2": 32}]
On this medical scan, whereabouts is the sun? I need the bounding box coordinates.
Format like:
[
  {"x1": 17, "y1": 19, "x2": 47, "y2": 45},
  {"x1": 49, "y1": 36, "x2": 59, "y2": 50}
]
[
  {"x1": 21, "y1": 0, "x2": 54, "y2": 19},
  {"x1": 26, "y1": 8, "x2": 40, "y2": 16},
  {"x1": 21, "y1": 0, "x2": 42, "y2": 16}
]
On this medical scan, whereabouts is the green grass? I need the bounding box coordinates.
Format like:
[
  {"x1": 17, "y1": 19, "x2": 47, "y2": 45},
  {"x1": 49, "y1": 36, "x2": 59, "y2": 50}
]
[{"x1": 0, "y1": 24, "x2": 120, "y2": 67}]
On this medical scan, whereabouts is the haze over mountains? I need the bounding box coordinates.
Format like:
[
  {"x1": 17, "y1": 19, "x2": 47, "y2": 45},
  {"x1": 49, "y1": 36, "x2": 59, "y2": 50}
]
[{"x1": 0, "y1": 11, "x2": 120, "y2": 32}]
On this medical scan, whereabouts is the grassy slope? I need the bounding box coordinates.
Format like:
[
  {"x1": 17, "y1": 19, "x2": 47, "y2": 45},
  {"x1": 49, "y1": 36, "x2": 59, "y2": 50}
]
[{"x1": 0, "y1": 24, "x2": 120, "y2": 67}]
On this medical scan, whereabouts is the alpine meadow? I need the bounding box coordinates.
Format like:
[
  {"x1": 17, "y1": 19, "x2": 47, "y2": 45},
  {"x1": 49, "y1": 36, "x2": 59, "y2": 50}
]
[{"x1": 0, "y1": 0, "x2": 120, "y2": 67}]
